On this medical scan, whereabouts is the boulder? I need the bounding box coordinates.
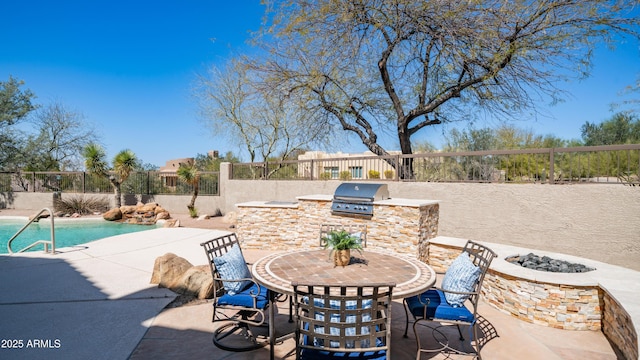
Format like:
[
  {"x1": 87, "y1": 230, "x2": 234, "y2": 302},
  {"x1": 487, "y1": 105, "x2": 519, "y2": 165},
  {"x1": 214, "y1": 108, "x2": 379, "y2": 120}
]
[
  {"x1": 162, "y1": 219, "x2": 180, "y2": 228},
  {"x1": 223, "y1": 211, "x2": 237, "y2": 224},
  {"x1": 156, "y1": 211, "x2": 171, "y2": 220},
  {"x1": 150, "y1": 253, "x2": 193, "y2": 288},
  {"x1": 120, "y1": 205, "x2": 138, "y2": 214},
  {"x1": 139, "y1": 202, "x2": 158, "y2": 213},
  {"x1": 171, "y1": 265, "x2": 214, "y2": 299},
  {"x1": 103, "y1": 208, "x2": 122, "y2": 221}
]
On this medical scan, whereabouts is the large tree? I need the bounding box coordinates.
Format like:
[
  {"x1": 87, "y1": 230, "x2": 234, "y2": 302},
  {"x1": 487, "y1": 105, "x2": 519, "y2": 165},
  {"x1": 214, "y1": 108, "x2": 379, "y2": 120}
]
[
  {"x1": 0, "y1": 76, "x2": 37, "y2": 169},
  {"x1": 196, "y1": 58, "x2": 335, "y2": 169},
  {"x1": 255, "y1": 0, "x2": 640, "y2": 178},
  {"x1": 21, "y1": 102, "x2": 97, "y2": 171},
  {"x1": 581, "y1": 112, "x2": 640, "y2": 145}
]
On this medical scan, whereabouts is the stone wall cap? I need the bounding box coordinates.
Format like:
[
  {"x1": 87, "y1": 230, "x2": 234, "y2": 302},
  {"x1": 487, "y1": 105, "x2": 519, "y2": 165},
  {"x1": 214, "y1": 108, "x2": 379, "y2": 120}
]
[
  {"x1": 296, "y1": 194, "x2": 332, "y2": 201},
  {"x1": 236, "y1": 200, "x2": 299, "y2": 208},
  {"x1": 375, "y1": 198, "x2": 439, "y2": 207}
]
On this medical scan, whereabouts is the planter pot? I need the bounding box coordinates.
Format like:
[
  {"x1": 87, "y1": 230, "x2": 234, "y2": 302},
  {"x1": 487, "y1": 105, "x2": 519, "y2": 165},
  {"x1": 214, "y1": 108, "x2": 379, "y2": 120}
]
[{"x1": 333, "y1": 249, "x2": 351, "y2": 267}]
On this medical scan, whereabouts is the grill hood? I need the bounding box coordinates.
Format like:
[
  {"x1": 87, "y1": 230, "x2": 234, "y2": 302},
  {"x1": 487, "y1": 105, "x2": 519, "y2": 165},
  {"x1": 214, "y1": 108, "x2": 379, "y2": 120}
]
[{"x1": 331, "y1": 183, "x2": 389, "y2": 217}]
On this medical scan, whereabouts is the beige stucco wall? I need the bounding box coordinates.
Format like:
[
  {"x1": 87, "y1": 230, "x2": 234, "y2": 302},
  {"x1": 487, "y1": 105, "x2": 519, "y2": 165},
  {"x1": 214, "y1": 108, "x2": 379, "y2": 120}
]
[{"x1": 216, "y1": 163, "x2": 639, "y2": 271}]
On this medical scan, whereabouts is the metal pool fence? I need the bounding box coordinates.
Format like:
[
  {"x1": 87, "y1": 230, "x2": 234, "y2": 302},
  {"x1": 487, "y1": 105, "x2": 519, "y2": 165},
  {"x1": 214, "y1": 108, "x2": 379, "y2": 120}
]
[
  {"x1": 2, "y1": 145, "x2": 639, "y2": 193},
  {"x1": 0, "y1": 171, "x2": 220, "y2": 195},
  {"x1": 229, "y1": 144, "x2": 640, "y2": 185}
]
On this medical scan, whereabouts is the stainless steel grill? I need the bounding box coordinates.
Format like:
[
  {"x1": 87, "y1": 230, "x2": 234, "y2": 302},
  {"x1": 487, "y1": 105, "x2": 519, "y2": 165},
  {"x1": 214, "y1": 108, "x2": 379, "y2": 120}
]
[{"x1": 330, "y1": 183, "x2": 389, "y2": 217}]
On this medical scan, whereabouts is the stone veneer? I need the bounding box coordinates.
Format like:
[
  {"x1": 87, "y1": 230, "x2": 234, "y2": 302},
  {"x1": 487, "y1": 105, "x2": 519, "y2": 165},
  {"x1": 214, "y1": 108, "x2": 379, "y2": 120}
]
[
  {"x1": 603, "y1": 292, "x2": 638, "y2": 360},
  {"x1": 429, "y1": 242, "x2": 603, "y2": 330},
  {"x1": 234, "y1": 199, "x2": 637, "y2": 360},
  {"x1": 428, "y1": 241, "x2": 637, "y2": 360},
  {"x1": 235, "y1": 196, "x2": 439, "y2": 260}
]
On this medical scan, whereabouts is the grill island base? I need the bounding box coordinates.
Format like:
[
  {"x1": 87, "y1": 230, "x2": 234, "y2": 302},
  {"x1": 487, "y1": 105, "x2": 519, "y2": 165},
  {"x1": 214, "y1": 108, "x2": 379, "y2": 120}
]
[{"x1": 236, "y1": 194, "x2": 439, "y2": 262}]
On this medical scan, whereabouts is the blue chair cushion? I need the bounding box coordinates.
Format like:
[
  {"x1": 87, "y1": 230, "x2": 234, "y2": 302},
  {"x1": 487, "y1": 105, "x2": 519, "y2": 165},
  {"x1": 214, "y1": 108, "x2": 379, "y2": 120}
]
[
  {"x1": 405, "y1": 289, "x2": 475, "y2": 323},
  {"x1": 308, "y1": 298, "x2": 379, "y2": 349},
  {"x1": 440, "y1": 252, "x2": 480, "y2": 307},
  {"x1": 212, "y1": 244, "x2": 252, "y2": 295},
  {"x1": 300, "y1": 348, "x2": 386, "y2": 360},
  {"x1": 217, "y1": 283, "x2": 269, "y2": 309}
]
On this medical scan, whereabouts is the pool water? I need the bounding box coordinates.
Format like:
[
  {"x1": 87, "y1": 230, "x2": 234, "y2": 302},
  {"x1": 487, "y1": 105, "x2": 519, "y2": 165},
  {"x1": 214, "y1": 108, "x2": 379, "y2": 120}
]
[{"x1": 1, "y1": 218, "x2": 160, "y2": 254}]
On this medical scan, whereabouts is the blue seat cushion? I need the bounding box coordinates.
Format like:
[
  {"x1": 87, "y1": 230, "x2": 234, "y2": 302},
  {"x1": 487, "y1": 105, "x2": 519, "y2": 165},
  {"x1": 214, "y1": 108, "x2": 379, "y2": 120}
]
[
  {"x1": 300, "y1": 348, "x2": 386, "y2": 360},
  {"x1": 405, "y1": 289, "x2": 475, "y2": 323},
  {"x1": 217, "y1": 283, "x2": 269, "y2": 309}
]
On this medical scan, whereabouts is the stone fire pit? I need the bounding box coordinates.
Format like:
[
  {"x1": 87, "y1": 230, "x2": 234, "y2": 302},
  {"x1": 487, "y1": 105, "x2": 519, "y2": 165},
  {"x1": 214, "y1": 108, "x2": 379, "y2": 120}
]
[{"x1": 506, "y1": 252, "x2": 595, "y2": 273}]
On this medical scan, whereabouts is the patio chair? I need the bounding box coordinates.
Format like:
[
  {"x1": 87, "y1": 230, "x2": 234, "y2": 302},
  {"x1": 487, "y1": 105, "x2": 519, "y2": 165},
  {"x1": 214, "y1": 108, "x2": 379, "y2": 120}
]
[
  {"x1": 201, "y1": 233, "x2": 271, "y2": 352},
  {"x1": 403, "y1": 240, "x2": 496, "y2": 359},
  {"x1": 319, "y1": 223, "x2": 367, "y2": 248},
  {"x1": 292, "y1": 282, "x2": 395, "y2": 360}
]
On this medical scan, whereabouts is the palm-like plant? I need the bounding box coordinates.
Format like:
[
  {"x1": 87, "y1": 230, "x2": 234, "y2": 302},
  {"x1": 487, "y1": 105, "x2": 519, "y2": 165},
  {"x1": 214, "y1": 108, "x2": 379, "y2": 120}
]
[
  {"x1": 82, "y1": 143, "x2": 138, "y2": 208},
  {"x1": 112, "y1": 149, "x2": 138, "y2": 207},
  {"x1": 82, "y1": 143, "x2": 108, "y2": 177},
  {"x1": 177, "y1": 161, "x2": 200, "y2": 217}
]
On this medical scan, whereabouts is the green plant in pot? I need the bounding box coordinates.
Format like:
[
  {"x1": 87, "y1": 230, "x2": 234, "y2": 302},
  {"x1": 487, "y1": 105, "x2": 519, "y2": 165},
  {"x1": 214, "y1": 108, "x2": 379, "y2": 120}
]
[{"x1": 322, "y1": 230, "x2": 363, "y2": 267}]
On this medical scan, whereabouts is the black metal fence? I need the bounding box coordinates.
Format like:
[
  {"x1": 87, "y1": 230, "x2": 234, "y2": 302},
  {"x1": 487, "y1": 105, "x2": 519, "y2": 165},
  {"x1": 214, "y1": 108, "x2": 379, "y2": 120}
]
[
  {"x1": 230, "y1": 144, "x2": 640, "y2": 185},
  {"x1": 0, "y1": 171, "x2": 220, "y2": 195}
]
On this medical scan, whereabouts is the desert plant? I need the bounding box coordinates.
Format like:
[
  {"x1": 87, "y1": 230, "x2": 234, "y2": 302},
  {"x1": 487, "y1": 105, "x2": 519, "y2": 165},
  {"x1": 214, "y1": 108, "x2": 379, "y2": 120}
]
[
  {"x1": 383, "y1": 170, "x2": 394, "y2": 179},
  {"x1": 188, "y1": 206, "x2": 199, "y2": 218},
  {"x1": 339, "y1": 170, "x2": 352, "y2": 180},
  {"x1": 54, "y1": 195, "x2": 110, "y2": 215},
  {"x1": 319, "y1": 171, "x2": 332, "y2": 180},
  {"x1": 368, "y1": 170, "x2": 380, "y2": 179}
]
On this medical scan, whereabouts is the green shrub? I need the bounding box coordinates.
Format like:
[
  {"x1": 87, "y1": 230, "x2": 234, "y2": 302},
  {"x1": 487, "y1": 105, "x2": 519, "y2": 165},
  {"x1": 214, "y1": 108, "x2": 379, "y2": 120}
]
[
  {"x1": 319, "y1": 172, "x2": 332, "y2": 180},
  {"x1": 368, "y1": 170, "x2": 380, "y2": 179},
  {"x1": 339, "y1": 171, "x2": 352, "y2": 180},
  {"x1": 383, "y1": 170, "x2": 394, "y2": 179}
]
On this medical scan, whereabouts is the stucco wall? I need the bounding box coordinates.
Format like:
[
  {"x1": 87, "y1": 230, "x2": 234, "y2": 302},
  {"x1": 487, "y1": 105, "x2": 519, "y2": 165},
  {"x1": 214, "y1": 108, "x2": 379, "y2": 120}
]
[{"x1": 217, "y1": 164, "x2": 640, "y2": 271}]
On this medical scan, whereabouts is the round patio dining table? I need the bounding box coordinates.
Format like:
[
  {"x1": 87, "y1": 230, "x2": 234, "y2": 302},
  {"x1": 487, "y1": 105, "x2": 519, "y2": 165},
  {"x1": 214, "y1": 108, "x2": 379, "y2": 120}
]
[
  {"x1": 251, "y1": 249, "x2": 437, "y2": 360},
  {"x1": 252, "y1": 249, "x2": 436, "y2": 298}
]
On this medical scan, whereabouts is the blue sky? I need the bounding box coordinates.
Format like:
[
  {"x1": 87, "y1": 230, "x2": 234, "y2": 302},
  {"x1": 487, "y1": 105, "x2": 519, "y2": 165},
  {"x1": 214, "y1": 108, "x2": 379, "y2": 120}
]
[{"x1": 1, "y1": 1, "x2": 639, "y2": 167}]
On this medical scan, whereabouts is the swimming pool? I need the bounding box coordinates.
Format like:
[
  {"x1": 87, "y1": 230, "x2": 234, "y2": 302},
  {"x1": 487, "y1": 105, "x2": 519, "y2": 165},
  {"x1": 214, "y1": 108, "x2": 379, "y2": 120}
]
[{"x1": 0, "y1": 218, "x2": 161, "y2": 254}]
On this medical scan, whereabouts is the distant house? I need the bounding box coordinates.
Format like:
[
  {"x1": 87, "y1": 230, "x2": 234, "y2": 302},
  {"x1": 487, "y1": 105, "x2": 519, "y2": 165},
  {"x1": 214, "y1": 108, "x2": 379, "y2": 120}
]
[
  {"x1": 297, "y1": 150, "x2": 401, "y2": 179},
  {"x1": 158, "y1": 151, "x2": 219, "y2": 187},
  {"x1": 158, "y1": 158, "x2": 193, "y2": 187}
]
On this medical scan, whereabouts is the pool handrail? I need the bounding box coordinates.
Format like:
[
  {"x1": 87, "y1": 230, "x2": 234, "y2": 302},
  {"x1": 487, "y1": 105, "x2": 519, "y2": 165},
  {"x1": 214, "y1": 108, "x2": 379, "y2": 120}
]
[{"x1": 7, "y1": 208, "x2": 56, "y2": 255}]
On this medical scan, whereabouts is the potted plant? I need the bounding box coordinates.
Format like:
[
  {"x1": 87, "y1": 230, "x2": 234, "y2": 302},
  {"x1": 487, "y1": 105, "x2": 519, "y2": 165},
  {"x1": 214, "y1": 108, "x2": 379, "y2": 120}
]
[{"x1": 322, "y1": 230, "x2": 363, "y2": 267}]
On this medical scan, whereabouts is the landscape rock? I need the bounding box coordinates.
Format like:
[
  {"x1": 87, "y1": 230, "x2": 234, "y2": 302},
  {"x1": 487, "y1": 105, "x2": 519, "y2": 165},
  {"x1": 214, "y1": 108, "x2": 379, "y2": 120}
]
[
  {"x1": 104, "y1": 202, "x2": 172, "y2": 225},
  {"x1": 156, "y1": 211, "x2": 171, "y2": 220},
  {"x1": 162, "y1": 219, "x2": 180, "y2": 227},
  {"x1": 150, "y1": 253, "x2": 194, "y2": 288},
  {"x1": 171, "y1": 265, "x2": 214, "y2": 299},
  {"x1": 120, "y1": 205, "x2": 138, "y2": 214},
  {"x1": 138, "y1": 202, "x2": 158, "y2": 213},
  {"x1": 150, "y1": 254, "x2": 213, "y2": 299},
  {"x1": 223, "y1": 211, "x2": 237, "y2": 224},
  {"x1": 103, "y1": 208, "x2": 122, "y2": 221}
]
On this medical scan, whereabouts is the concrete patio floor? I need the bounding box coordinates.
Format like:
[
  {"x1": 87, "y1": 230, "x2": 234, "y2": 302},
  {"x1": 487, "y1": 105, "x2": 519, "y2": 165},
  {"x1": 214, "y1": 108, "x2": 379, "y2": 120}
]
[
  {"x1": 0, "y1": 212, "x2": 622, "y2": 359},
  {"x1": 131, "y1": 249, "x2": 621, "y2": 360}
]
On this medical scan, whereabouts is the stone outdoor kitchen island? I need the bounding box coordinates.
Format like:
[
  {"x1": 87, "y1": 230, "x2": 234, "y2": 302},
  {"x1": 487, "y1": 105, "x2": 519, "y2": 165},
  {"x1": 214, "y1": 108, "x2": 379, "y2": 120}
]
[{"x1": 235, "y1": 194, "x2": 440, "y2": 261}]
